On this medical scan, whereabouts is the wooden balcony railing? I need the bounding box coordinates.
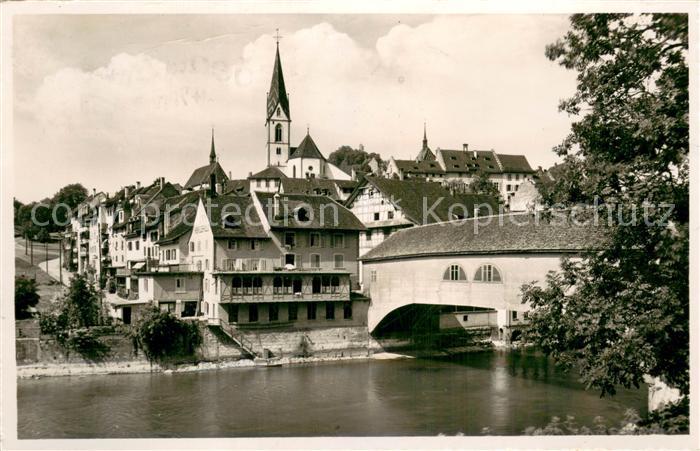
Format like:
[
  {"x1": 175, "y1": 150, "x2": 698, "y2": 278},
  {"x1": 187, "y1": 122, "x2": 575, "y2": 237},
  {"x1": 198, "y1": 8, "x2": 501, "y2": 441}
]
[{"x1": 217, "y1": 258, "x2": 280, "y2": 272}]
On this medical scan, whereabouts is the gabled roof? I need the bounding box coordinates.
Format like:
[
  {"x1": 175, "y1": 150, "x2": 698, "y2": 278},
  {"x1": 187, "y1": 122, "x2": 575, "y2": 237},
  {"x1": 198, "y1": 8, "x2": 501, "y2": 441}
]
[
  {"x1": 205, "y1": 194, "x2": 268, "y2": 239},
  {"x1": 496, "y1": 154, "x2": 535, "y2": 173},
  {"x1": 280, "y1": 178, "x2": 347, "y2": 200},
  {"x1": 289, "y1": 134, "x2": 325, "y2": 160},
  {"x1": 250, "y1": 166, "x2": 287, "y2": 179},
  {"x1": 349, "y1": 176, "x2": 471, "y2": 225},
  {"x1": 184, "y1": 162, "x2": 229, "y2": 190},
  {"x1": 256, "y1": 192, "x2": 365, "y2": 231},
  {"x1": 439, "y1": 149, "x2": 501, "y2": 174},
  {"x1": 393, "y1": 159, "x2": 444, "y2": 175},
  {"x1": 361, "y1": 213, "x2": 608, "y2": 262},
  {"x1": 416, "y1": 147, "x2": 436, "y2": 162},
  {"x1": 157, "y1": 191, "x2": 203, "y2": 244},
  {"x1": 267, "y1": 45, "x2": 290, "y2": 121},
  {"x1": 223, "y1": 179, "x2": 250, "y2": 195}
]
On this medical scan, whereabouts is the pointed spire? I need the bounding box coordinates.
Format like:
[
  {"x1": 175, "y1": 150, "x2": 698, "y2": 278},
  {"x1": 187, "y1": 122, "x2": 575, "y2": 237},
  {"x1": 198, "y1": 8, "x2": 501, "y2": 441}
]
[
  {"x1": 209, "y1": 128, "x2": 217, "y2": 164},
  {"x1": 267, "y1": 33, "x2": 290, "y2": 122}
]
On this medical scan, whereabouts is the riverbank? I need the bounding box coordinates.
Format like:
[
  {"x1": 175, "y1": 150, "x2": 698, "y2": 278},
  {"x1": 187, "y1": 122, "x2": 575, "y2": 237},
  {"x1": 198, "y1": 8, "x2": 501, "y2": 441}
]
[{"x1": 16, "y1": 351, "x2": 415, "y2": 379}]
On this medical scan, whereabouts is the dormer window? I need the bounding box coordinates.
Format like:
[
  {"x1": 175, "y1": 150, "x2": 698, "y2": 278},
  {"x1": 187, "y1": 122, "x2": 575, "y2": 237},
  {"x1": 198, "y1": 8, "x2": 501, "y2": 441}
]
[
  {"x1": 223, "y1": 214, "x2": 239, "y2": 228},
  {"x1": 295, "y1": 207, "x2": 310, "y2": 222}
]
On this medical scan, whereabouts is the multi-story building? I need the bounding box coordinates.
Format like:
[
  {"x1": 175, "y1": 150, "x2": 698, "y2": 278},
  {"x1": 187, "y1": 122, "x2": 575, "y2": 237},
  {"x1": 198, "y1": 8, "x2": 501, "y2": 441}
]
[
  {"x1": 385, "y1": 130, "x2": 536, "y2": 205},
  {"x1": 346, "y1": 176, "x2": 498, "y2": 257}
]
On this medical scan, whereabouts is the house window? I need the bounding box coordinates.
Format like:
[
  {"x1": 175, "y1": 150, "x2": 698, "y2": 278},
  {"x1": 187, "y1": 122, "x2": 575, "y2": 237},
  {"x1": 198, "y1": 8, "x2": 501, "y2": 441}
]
[
  {"x1": 205, "y1": 259, "x2": 209, "y2": 270},
  {"x1": 197, "y1": 241, "x2": 201, "y2": 251},
  {"x1": 273, "y1": 276, "x2": 282, "y2": 294},
  {"x1": 370, "y1": 270, "x2": 377, "y2": 282},
  {"x1": 309, "y1": 232, "x2": 321, "y2": 247},
  {"x1": 143, "y1": 278, "x2": 148, "y2": 292},
  {"x1": 159, "y1": 302, "x2": 175, "y2": 313},
  {"x1": 312, "y1": 276, "x2": 321, "y2": 294},
  {"x1": 269, "y1": 304, "x2": 279, "y2": 322},
  {"x1": 150, "y1": 231, "x2": 158, "y2": 241},
  {"x1": 285, "y1": 232, "x2": 296, "y2": 248},
  {"x1": 334, "y1": 254, "x2": 344, "y2": 269},
  {"x1": 275, "y1": 124, "x2": 283, "y2": 142},
  {"x1": 250, "y1": 240, "x2": 258, "y2": 251},
  {"x1": 507, "y1": 174, "x2": 512, "y2": 181},
  {"x1": 292, "y1": 277, "x2": 302, "y2": 294},
  {"x1": 135, "y1": 241, "x2": 140, "y2": 250},
  {"x1": 165, "y1": 249, "x2": 171, "y2": 260},
  {"x1": 276, "y1": 147, "x2": 282, "y2": 155},
  {"x1": 182, "y1": 302, "x2": 197, "y2": 317},
  {"x1": 474, "y1": 264, "x2": 502, "y2": 282},
  {"x1": 325, "y1": 302, "x2": 335, "y2": 320},
  {"x1": 443, "y1": 264, "x2": 467, "y2": 281},
  {"x1": 516, "y1": 174, "x2": 520, "y2": 181},
  {"x1": 331, "y1": 276, "x2": 340, "y2": 294},
  {"x1": 307, "y1": 302, "x2": 317, "y2": 320},
  {"x1": 373, "y1": 212, "x2": 380, "y2": 221},
  {"x1": 175, "y1": 278, "x2": 185, "y2": 292},
  {"x1": 366, "y1": 230, "x2": 373, "y2": 240},
  {"x1": 310, "y1": 254, "x2": 321, "y2": 268},
  {"x1": 332, "y1": 233, "x2": 344, "y2": 248},
  {"x1": 387, "y1": 211, "x2": 394, "y2": 219},
  {"x1": 288, "y1": 303, "x2": 298, "y2": 321},
  {"x1": 190, "y1": 242, "x2": 195, "y2": 252},
  {"x1": 506, "y1": 184, "x2": 512, "y2": 192},
  {"x1": 265, "y1": 179, "x2": 270, "y2": 188},
  {"x1": 343, "y1": 302, "x2": 353, "y2": 320},
  {"x1": 128, "y1": 242, "x2": 132, "y2": 251},
  {"x1": 229, "y1": 305, "x2": 239, "y2": 323},
  {"x1": 283, "y1": 276, "x2": 293, "y2": 294},
  {"x1": 228, "y1": 239, "x2": 237, "y2": 250},
  {"x1": 284, "y1": 254, "x2": 295, "y2": 266},
  {"x1": 172, "y1": 249, "x2": 177, "y2": 260},
  {"x1": 249, "y1": 304, "x2": 258, "y2": 322},
  {"x1": 512, "y1": 311, "x2": 518, "y2": 321},
  {"x1": 256, "y1": 180, "x2": 262, "y2": 188}
]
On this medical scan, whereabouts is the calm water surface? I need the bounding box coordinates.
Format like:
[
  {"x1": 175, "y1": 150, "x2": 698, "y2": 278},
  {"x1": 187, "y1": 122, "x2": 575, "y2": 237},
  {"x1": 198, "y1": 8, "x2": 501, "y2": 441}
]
[{"x1": 17, "y1": 350, "x2": 646, "y2": 437}]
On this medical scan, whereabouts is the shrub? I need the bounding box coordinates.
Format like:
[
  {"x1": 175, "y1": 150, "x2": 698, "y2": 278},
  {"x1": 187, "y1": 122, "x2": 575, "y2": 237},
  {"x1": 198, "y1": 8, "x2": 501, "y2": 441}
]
[
  {"x1": 15, "y1": 276, "x2": 40, "y2": 319},
  {"x1": 132, "y1": 307, "x2": 202, "y2": 363}
]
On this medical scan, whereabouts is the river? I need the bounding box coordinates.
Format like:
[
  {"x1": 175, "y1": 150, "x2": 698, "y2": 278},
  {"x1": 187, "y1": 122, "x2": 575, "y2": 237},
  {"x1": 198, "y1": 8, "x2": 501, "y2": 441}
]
[{"x1": 17, "y1": 350, "x2": 647, "y2": 438}]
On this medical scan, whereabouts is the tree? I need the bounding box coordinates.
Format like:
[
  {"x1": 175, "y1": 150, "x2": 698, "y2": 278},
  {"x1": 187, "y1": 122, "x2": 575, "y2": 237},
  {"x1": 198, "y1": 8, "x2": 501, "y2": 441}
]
[
  {"x1": 132, "y1": 307, "x2": 202, "y2": 363},
  {"x1": 64, "y1": 274, "x2": 102, "y2": 328},
  {"x1": 522, "y1": 13, "x2": 688, "y2": 399},
  {"x1": 15, "y1": 276, "x2": 40, "y2": 319},
  {"x1": 327, "y1": 145, "x2": 387, "y2": 174},
  {"x1": 467, "y1": 170, "x2": 501, "y2": 200}
]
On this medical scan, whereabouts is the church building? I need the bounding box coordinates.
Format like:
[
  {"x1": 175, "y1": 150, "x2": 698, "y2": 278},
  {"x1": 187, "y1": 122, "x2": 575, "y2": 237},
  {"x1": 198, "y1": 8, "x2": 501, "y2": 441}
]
[{"x1": 262, "y1": 39, "x2": 350, "y2": 182}]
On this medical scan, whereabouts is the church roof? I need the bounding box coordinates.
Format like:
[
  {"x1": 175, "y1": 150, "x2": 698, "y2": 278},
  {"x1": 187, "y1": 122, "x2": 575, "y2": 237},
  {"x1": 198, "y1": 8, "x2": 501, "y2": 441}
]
[
  {"x1": 184, "y1": 162, "x2": 229, "y2": 190},
  {"x1": 289, "y1": 134, "x2": 325, "y2": 160},
  {"x1": 250, "y1": 166, "x2": 288, "y2": 179},
  {"x1": 416, "y1": 147, "x2": 436, "y2": 161},
  {"x1": 266, "y1": 45, "x2": 290, "y2": 121}
]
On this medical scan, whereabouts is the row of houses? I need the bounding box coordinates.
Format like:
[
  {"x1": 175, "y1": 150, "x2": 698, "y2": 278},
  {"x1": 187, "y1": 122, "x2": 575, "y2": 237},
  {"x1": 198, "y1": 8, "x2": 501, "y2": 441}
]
[{"x1": 62, "y1": 40, "x2": 559, "y2": 348}]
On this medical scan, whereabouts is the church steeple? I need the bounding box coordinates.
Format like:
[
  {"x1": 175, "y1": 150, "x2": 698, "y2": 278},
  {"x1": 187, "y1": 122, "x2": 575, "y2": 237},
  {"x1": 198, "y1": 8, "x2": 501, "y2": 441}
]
[
  {"x1": 209, "y1": 128, "x2": 217, "y2": 164},
  {"x1": 266, "y1": 30, "x2": 291, "y2": 168},
  {"x1": 416, "y1": 122, "x2": 436, "y2": 162},
  {"x1": 422, "y1": 122, "x2": 429, "y2": 151}
]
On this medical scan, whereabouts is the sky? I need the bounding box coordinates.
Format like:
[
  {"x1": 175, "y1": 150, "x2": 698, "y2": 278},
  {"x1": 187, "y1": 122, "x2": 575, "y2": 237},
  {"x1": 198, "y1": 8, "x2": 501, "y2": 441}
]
[{"x1": 12, "y1": 14, "x2": 578, "y2": 203}]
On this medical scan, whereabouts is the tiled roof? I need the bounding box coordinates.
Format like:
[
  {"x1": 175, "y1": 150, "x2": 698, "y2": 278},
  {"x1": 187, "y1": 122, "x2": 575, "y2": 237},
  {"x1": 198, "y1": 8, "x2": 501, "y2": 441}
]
[
  {"x1": 451, "y1": 193, "x2": 500, "y2": 216},
  {"x1": 393, "y1": 159, "x2": 445, "y2": 175},
  {"x1": 250, "y1": 166, "x2": 287, "y2": 179},
  {"x1": 357, "y1": 176, "x2": 473, "y2": 225},
  {"x1": 223, "y1": 179, "x2": 250, "y2": 195},
  {"x1": 205, "y1": 194, "x2": 268, "y2": 239},
  {"x1": 439, "y1": 149, "x2": 501, "y2": 174},
  {"x1": 156, "y1": 191, "x2": 203, "y2": 244},
  {"x1": 361, "y1": 213, "x2": 608, "y2": 261},
  {"x1": 289, "y1": 134, "x2": 325, "y2": 160},
  {"x1": 184, "y1": 162, "x2": 229, "y2": 190},
  {"x1": 416, "y1": 147, "x2": 436, "y2": 162},
  {"x1": 267, "y1": 45, "x2": 290, "y2": 121},
  {"x1": 496, "y1": 154, "x2": 535, "y2": 173},
  {"x1": 256, "y1": 192, "x2": 365, "y2": 231},
  {"x1": 280, "y1": 178, "x2": 350, "y2": 200}
]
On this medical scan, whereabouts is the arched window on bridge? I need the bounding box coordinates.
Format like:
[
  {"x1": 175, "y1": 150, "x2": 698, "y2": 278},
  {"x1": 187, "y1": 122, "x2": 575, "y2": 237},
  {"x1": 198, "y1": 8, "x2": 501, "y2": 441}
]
[
  {"x1": 443, "y1": 264, "x2": 467, "y2": 281},
  {"x1": 474, "y1": 264, "x2": 502, "y2": 282}
]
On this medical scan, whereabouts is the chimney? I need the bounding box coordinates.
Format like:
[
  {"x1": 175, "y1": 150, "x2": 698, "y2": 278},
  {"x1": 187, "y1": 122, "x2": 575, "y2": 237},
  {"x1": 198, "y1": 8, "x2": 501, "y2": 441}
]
[
  {"x1": 92, "y1": 188, "x2": 96, "y2": 196},
  {"x1": 463, "y1": 143, "x2": 469, "y2": 152},
  {"x1": 136, "y1": 181, "x2": 141, "y2": 189},
  {"x1": 273, "y1": 192, "x2": 280, "y2": 218},
  {"x1": 124, "y1": 186, "x2": 130, "y2": 198},
  {"x1": 248, "y1": 171, "x2": 253, "y2": 178},
  {"x1": 159, "y1": 177, "x2": 165, "y2": 189},
  {"x1": 229, "y1": 171, "x2": 233, "y2": 179}
]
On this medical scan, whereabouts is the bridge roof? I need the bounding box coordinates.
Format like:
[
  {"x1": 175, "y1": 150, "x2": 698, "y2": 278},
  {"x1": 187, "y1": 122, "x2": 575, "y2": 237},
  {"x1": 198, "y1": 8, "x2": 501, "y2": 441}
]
[{"x1": 360, "y1": 212, "x2": 608, "y2": 262}]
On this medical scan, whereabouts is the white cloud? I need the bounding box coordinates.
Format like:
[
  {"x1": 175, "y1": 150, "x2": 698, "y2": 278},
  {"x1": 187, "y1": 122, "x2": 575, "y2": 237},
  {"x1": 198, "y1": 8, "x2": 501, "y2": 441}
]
[{"x1": 14, "y1": 15, "x2": 577, "y2": 202}]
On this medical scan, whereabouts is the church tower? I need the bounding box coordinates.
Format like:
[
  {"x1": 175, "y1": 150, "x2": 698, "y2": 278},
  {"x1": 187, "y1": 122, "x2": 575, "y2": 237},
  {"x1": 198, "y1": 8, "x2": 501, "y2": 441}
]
[{"x1": 266, "y1": 34, "x2": 291, "y2": 167}]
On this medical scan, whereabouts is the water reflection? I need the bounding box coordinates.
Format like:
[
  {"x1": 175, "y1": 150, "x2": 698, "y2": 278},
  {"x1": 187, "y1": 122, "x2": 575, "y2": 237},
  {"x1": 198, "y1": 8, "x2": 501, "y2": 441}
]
[{"x1": 17, "y1": 352, "x2": 646, "y2": 438}]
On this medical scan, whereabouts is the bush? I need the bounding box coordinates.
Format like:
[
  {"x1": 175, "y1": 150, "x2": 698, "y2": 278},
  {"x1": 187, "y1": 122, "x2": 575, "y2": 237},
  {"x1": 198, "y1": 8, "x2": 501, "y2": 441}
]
[
  {"x1": 15, "y1": 276, "x2": 40, "y2": 319},
  {"x1": 132, "y1": 308, "x2": 202, "y2": 363}
]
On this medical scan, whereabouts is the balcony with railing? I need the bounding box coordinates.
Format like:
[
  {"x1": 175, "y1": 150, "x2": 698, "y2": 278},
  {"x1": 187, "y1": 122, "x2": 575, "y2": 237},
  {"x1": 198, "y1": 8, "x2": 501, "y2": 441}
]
[
  {"x1": 219, "y1": 273, "x2": 350, "y2": 303},
  {"x1": 216, "y1": 258, "x2": 280, "y2": 272}
]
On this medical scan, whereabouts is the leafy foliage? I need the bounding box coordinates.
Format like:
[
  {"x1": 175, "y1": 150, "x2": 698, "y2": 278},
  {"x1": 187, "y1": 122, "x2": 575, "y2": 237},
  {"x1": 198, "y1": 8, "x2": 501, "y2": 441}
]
[
  {"x1": 15, "y1": 276, "x2": 40, "y2": 319},
  {"x1": 523, "y1": 13, "x2": 689, "y2": 398},
  {"x1": 521, "y1": 398, "x2": 688, "y2": 435},
  {"x1": 14, "y1": 183, "x2": 88, "y2": 241},
  {"x1": 467, "y1": 170, "x2": 501, "y2": 200},
  {"x1": 327, "y1": 145, "x2": 386, "y2": 174},
  {"x1": 132, "y1": 307, "x2": 202, "y2": 363}
]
